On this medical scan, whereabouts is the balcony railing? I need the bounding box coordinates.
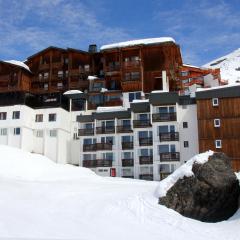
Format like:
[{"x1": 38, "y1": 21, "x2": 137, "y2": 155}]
[
  {"x1": 139, "y1": 137, "x2": 153, "y2": 146},
  {"x1": 122, "y1": 141, "x2": 133, "y2": 150},
  {"x1": 117, "y1": 125, "x2": 133, "y2": 133},
  {"x1": 83, "y1": 143, "x2": 112, "y2": 152},
  {"x1": 152, "y1": 112, "x2": 177, "y2": 122},
  {"x1": 78, "y1": 128, "x2": 94, "y2": 136},
  {"x1": 82, "y1": 159, "x2": 112, "y2": 168},
  {"x1": 160, "y1": 152, "x2": 180, "y2": 162},
  {"x1": 122, "y1": 158, "x2": 134, "y2": 167},
  {"x1": 123, "y1": 61, "x2": 140, "y2": 68},
  {"x1": 139, "y1": 156, "x2": 153, "y2": 165},
  {"x1": 139, "y1": 174, "x2": 153, "y2": 181},
  {"x1": 159, "y1": 132, "x2": 179, "y2": 142},
  {"x1": 96, "y1": 126, "x2": 115, "y2": 134},
  {"x1": 133, "y1": 120, "x2": 151, "y2": 128}
]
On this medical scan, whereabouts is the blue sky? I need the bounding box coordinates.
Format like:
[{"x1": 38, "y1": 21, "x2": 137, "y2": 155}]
[{"x1": 0, "y1": 0, "x2": 239, "y2": 65}]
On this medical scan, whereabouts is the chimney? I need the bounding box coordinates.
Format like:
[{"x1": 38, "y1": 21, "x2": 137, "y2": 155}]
[{"x1": 88, "y1": 44, "x2": 97, "y2": 53}]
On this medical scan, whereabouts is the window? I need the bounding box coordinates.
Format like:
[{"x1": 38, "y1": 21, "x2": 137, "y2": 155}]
[
  {"x1": 57, "y1": 82, "x2": 63, "y2": 88},
  {"x1": 43, "y1": 72, "x2": 49, "y2": 79},
  {"x1": 215, "y1": 140, "x2": 222, "y2": 149},
  {"x1": 35, "y1": 114, "x2": 43, "y2": 122},
  {"x1": 212, "y1": 98, "x2": 219, "y2": 106},
  {"x1": 131, "y1": 72, "x2": 140, "y2": 80},
  {"x1": 122, "y1": 152, "x2": 133, "y2": 159},
  {"x1": 14, "y1": 127, "x2": 20, "y2": 135},
  {"x1": 35, "y1": 130, "x2": 43, "y2": 138},
  {"x1": 49, "y1": 129, "x2": 57, "y2": 137},
  {"x1": 181, "y1": 71, "x2": 188, "y2": 77},
  {"x1": 84, "y1": 65, "x2": 90, "y2": 72},
  {"x1": 214, "y1": 119, "x2": 221, "y2": 127},
  {"x1": 57, "y1": 71, "x2": 63, "y2": 78},
  {"x1": 122, "y1": 135, "x2": 133, "y2": 143},
  {"x1": 184, "y1": 141, "x2": 189, "y2": 148},
  {"x1": 49, "y1": 113, "x2": 56, "y2": 122},
  {"x1": 0, "y1": 128, "x2": 7, "y2": 136},
  {"x1": 12, "y1": 111, "x2": 20, "y2": 119},
  {"x1": 183, "y1": 122, "x2": 188, "y2": 128},
  {"x1": 129, "y1": 92, "x2": 141, "y2": 102},
  {"x1": 0, "y1": 112, "x2": 7, "y2": 120},
  {"x1": 44, "y1": 83, "x2": 48, "y2": 90}
]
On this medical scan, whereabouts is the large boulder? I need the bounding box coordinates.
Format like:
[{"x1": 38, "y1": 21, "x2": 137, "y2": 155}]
[{"x1": 159, "y1": 152, "x2": 240, "y2": 222}]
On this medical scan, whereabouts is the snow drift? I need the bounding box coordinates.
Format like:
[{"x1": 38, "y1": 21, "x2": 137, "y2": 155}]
[{"x1": 0, "y1": 145, "x2": 239, "y2": 240}]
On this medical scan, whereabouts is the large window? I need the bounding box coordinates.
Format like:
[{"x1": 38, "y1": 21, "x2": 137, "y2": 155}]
[
  {"x1": 0, "y1": 112, "x2": 7, "y2": 120},
  {"x1": 121, "y1": 135, "x2": 133, "y2": 143},
  {"x1": 12, "y1": 111, "x2": 20, "y2": 119}
]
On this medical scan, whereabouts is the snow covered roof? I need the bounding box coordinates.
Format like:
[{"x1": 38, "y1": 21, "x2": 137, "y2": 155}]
[
  {"x1": 100, "y1": 37, "x2": 176, "y2": 51},
  {"x1": 156, "y1": 151, "x2": 214, "y2": 198},
  {"x1": 63, "y1": 90, "x2": 83, "y2": 95},
  {"x1": 183, "y1": 64, "x2": 204, "y2": 69},
  {"x1": 132, "y1": 99, "x2": 149, "y2": 103},
  {"x1": 87, "y1": 75, "x2": 98, "y2": 81},
  {"x1": 3, "y1": 60, "x2": 31, "y2": 72},
  {"x1": 96, "y1": 106, "x2": 125, "y2": 112},
  {"x1": 196, "y1": 83, "x2": 240, "y2": 92}
]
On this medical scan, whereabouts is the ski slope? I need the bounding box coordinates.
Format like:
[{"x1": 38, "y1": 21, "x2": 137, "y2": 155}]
[{"x1": 0, "y1": 145, "x2": 239, "y2": 240}]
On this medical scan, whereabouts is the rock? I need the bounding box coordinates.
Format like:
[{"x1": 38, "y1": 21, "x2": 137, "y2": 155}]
[{"x1": 159, "y1": 152, "x2": 240, "y2": 222}]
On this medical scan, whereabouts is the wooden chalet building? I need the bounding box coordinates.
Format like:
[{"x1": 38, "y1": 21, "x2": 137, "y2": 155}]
[{"x1": 196, "y1": 85, "x2": 240, "y2": 171}]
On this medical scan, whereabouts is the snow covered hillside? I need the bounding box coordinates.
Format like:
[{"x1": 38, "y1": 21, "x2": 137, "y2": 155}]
[
  {"x1": 204, "y1": 48, "x2": 240, "y2": 84},
  {"x1": 0, "y1": 145, "x2": 239, "y2": 240}
]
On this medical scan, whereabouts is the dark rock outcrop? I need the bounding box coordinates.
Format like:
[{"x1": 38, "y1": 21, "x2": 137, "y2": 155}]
[{"x1": 159, "y1": 152, "x2": 240, "y2": 222}]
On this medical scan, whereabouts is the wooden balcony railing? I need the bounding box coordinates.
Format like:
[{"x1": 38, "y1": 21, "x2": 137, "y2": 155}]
[
  {"x1": 139, "y1": 137, "x2": 153, "y2": 146},
  {"x1": 159, "y1": 132, "x2": 179, "y2": 142},
  {"x1": 117, "y1": 125, "x2": 133, "y2": 133},
  {"x1": 96, "y1": 126, "x2": 115, "y2": 134},
  {"x1": 82, "y1": 159, "x2": 112, "y2": 168},
  {"x1": 83, "y1": 143, "x2": 112, "y2": 152},
  {"x1": 160, "y1": 152, "x2": 180, "y2": 162},
  {"x1": 121, "y1": 142, "x2": 133, "y2": 150},
  {"x1": 139, "y1": 156, "x2": 153, "y2": 165},
  {"x1": 78, "y1": 128, "x2": 94, "y2": 136},
  {"x1": 152, "y1": 112, "x2": 177, "y2": 122},
  {"x1": 123, "y1": 61, "x2": 140, "y2": 68},
  {"x1": 133, "y1": 120, "x2": 151, "y2": 128},
  {"x1": 139, "y1": 174, "x2": 153, "y2": 181},
  {"x1": 122, "y1": 158, "x2": 134, "y2": 167}
]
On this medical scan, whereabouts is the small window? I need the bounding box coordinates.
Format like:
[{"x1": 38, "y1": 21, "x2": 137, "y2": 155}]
[
  {"x1": 212, "y1": 98, "x2": 219, "y2": 106},
  {"x1": 35, "y1": 114, "x2": 43, "y2": 122},
  {"x1": 35, "y1": 130, "x2": 43, "y2": 138},
  {"x1": 49, "y1": 113, "x2": 56, "y2": 122},
  {"x1": 57, "y1": 82, "x2": 63, "y2": 88},
  {"x1": 12, "y1": 111, "x2": 20, "y2": 119},
  {"x1": 49, "y1": 129, "x2": 57, "y2": 137},
  {"x1": 214, "y1": 119, "x2": 221, "y2": 127},
  {"x1": 184, "y1": 141, "x2": 189, "y2": 148},
  {"x1": 0, "y1": 112, "x2": 7, "y2": 120},
  {"x1": 14, "y1": 127, "x2": 20, "y2": 135},
  {"x1": 215, "y1": 140, "x2": 222, "y2": 149},
  {"x1": 84, "y1": 65, "x2": 90, "y2": 72},
  {"x1": 0, "y1": 128, "x2": 7, "y2": 136},
  {"x1": 44, "y1": 83, "x2": 48, "y2": 90},
  {"x1": 183, "y1": 122, "x2": 188, "y2": 128}
]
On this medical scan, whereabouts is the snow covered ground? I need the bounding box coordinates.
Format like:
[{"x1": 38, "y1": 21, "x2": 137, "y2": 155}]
[
  {"x1": 0, "y1": 145, "x2": 239, "y2": 240},
  {"x1": 204, "y1": 48, "x2": 240, "y2": 84}
]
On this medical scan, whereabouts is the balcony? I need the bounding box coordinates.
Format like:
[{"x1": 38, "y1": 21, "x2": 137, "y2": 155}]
[
  {"x1": 152, "y1": 112, "x2": 177, "y2": 122},
  {"x1": 122, "y1": 158, "x2": 134, "y2": 167},
  {"x1": 105, "y1": 65, "x2": 120, "y2": 72},
  {"x1": 133, "y1": 120, "x2": 151, "y2": 128},
  {"x1": 122, "y1": 141, "x2": 133, "y2": 150},
  {"x1": 139, "y1": 174, "x2": 153, "y2": 181},
  {"x1": 123, "y1": 61, "x2": 140, "y2": 68},
  {"x1": 139, "y1": 137, "x2": 153, "y2": 146},
  {"x1": 103, "y1": 99, "x2": 122, "y2": 107},
  {"x1": 159, "y1": 132, "x2": 179, "y2": 142},
  {"x1": 83, "y1": 143, "x2": 112, "y2": 152},
  {"x1": 78, "y1": 128, "x2": 94, "y2": 136},
  {"x1": 139, "y1": 156, "x2": 153, "y2": 165},
  {"x1": 82, "y1": 159, "x2": 112, "y2": 168},
  {"x1": 96, "y1": 126, "x2": 115, "y2": 134},
  {"x1": 117, "y1": 125, "x2": 133, "y2": 133},
  {"x1": 160, "y1": 152, "x2": 180, "y2": 162}
]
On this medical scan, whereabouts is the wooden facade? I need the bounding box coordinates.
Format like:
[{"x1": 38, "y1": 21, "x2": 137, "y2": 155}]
[
  {"x1": 0, "y1": 61, "x2": 31, "y2": 92},
  {"x1": 197, "y1": 94, "x2": 240, "y2": 171},
  {"x1": 101, "y1": 42, "x2": 183, "y2": 93}
]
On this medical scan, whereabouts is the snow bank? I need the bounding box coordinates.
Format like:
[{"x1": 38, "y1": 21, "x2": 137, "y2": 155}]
[
  {"x1": 4, "y1": 60, "x2": 31, "y2": 72},
  {"x1": 100, "y1": 37, "x2": 175, "y2": 50},
  {"x1": 156, "y1": 151, "x2": 214, "y2": 197},
  {"x1": 0, "y1": 145, "x2": 95, "y2": 181}
]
